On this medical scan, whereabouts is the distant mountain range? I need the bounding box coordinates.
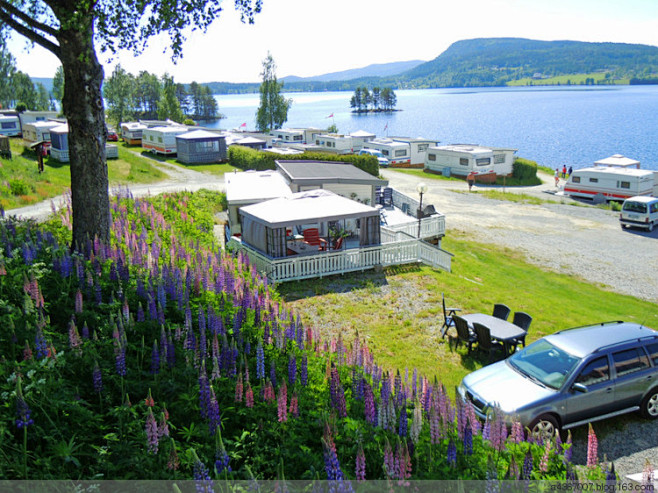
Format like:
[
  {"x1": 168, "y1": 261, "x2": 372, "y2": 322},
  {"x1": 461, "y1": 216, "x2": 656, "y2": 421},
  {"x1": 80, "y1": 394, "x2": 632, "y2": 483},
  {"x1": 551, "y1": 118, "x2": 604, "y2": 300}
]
[
  {"x1": 206, "y1": 38, "x2": 658, "y2": 94},
  {"x1": 281, "y1": 60, "x2": 425, "y2": 83}
]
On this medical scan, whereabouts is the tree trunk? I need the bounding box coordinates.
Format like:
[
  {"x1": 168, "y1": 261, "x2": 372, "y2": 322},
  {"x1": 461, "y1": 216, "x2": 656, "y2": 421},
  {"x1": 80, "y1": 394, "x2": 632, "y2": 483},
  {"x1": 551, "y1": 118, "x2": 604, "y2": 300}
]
[{"x1": 58, "y1": 25, "x2": 111, "y2": 250}]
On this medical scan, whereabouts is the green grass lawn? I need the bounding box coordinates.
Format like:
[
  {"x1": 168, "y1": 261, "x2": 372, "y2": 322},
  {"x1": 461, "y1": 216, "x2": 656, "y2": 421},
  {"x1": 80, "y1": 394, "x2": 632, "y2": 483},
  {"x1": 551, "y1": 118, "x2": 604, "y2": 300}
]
[
  {"x1": 386, "y1": 167, "x2": 462, "y2": 182},
  {"x1": 0, "y1": 139, "x2": 167, "y2": 210},
  {"x1": 128, "y1": 142, "x2": 239, "y2": 176},
  {"x1": 277, "y1": 231, "x2": 658, "y2": 394}
]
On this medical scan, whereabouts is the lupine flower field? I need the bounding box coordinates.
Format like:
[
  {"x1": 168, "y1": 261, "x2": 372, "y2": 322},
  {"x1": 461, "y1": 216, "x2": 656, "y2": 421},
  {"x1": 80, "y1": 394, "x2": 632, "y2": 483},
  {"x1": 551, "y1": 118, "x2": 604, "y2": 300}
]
[{"x1": 0, "y1": 188, "x2": 613, "y2": 482}]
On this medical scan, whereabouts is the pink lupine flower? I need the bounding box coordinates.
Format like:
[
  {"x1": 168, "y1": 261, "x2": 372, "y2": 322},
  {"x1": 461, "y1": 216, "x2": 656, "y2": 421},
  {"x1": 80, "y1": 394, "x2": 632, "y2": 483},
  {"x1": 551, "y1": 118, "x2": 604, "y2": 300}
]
[
  {"x1": 245, "y1": 383, "x2": 254, "y2": 408},
  {"x1": 68, "y1": 319, "x2": 82, "y2": 351},
  {"x1": 587, "y1": 424, "x2": 598, "y2": 467},
  {"x1": 235, "y1": 374, "x2": 243, "y2": 402},
  {"x1": 75, "y1": 290, "x2": 83, "y2": 313},
  {"x1": 158, "y1": 412, "x2": 170, "y2": 439},
  {"x1": 23, "y1": 341, "x2": 33, "y2": 361},
  {"x1": 355, "y1": 444, "x2": 366, "y2": 481},
  {"x1": 145, "y1": 408, "x2": 159, "y2": 454},
  {"x1": 145, "y1": 389, "x2": 155, "y2": 407},
  {"x1": 510, "y1": 420, "x2": 524, "y2": 444},
  {"x1": 383, "y1": 439, "x2": 395, "y2": 478},
  {"x1": 642, "y1": 460, "x2": 654, "y2": 486},
  {"x1": 540, "y1": 440, "x2": 551, "y2": 472},
  {"x1": 289, "y1": 393, "x2": 298, "y2": 418},
  {"x1": 277, "y1": 382, "x2": 288, "y2": 422}
]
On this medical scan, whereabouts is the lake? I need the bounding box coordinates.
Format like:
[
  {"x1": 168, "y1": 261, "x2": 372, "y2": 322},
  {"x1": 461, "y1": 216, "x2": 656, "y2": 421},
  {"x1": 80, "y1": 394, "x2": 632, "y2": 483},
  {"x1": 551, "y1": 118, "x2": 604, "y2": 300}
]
[{"x1": 209, "y1": 85, "x2": 658, "y2": 171}]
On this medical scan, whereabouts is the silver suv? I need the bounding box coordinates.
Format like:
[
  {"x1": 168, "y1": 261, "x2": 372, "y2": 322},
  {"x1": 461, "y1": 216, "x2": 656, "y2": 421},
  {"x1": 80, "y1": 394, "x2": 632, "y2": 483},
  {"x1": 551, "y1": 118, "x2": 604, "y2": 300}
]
[{"x1": 458, "y1": 321, "x2": 658, "y2": 438}]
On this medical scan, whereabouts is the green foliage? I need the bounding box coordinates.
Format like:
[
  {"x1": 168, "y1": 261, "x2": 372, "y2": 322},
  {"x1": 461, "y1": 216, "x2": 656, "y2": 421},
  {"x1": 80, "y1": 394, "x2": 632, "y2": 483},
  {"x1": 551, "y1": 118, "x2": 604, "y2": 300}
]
[
  {"x1": 157, "y1": 73, "x2": 184, "y2": 123},
  {"x1": 104, "y1": 65, "x2": 135, "y2": 128},
  {"x1": 256, "y1": 53, "x2": 292, "y2": 132},
  {"x1": 350, "y1": 86, "x2": 397, "y2": 112},
  {"x1": 228, "y1": 146, "x2": 380, "y2": 176},
  {"x1": 512, "y1": 158, "x2": 539, "y2": 181},
  {"x1": 8, "y1": 179, "x2": 34, "y2": 196}
]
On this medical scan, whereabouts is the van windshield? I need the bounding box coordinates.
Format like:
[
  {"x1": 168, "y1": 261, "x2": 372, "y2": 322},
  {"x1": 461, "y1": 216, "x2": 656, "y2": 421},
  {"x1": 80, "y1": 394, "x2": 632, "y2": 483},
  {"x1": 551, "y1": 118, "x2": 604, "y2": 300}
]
[{"x1": 623, "y1": 201, "x2": 647, "y2": 213}]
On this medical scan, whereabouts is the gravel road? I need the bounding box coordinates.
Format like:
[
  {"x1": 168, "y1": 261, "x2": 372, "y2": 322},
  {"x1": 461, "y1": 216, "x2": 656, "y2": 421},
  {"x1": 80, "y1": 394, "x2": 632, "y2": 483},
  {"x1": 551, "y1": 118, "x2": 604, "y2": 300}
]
[{"x1": 7, "y1": 161, "x2": 658, "y2": 479}]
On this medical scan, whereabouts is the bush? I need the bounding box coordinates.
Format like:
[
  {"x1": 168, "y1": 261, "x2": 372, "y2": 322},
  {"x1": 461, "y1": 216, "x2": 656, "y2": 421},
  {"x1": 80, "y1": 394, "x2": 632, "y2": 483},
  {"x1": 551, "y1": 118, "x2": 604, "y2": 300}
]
[
  {"x1": 228, "y1": 146, "x2": 379, "y2": 176},
  {"x1": 9, "y1": 179, "x2": 33, "y2": 196},
  {"x1": 512, "y1": 158, "x2": 539, "y2": 181}
]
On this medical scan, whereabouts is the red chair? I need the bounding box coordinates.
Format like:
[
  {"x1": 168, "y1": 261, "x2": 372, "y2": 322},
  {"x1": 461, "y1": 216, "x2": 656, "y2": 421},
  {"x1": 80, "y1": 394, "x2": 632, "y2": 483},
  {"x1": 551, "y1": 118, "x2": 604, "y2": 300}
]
[
  {"x1": 303, "y1": 228, "x2": 328, "y2": 250},
  {"x1": 332, "y1": 236, "x2": 344, "y2": 250}
]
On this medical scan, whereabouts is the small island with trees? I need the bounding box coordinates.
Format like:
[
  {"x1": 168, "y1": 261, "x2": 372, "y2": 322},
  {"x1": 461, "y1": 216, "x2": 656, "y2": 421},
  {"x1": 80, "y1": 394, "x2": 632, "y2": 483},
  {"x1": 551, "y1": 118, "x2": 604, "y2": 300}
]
[{"x1": 350, "y1": 86, "x2": 398, "y2": 113}]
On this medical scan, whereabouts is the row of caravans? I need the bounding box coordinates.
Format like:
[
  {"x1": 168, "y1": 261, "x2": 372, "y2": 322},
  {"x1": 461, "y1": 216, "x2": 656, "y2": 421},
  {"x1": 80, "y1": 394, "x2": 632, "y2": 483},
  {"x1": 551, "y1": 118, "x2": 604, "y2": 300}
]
[{"x1": 0, "y1": 111, "x2": 60, "y2": 138}]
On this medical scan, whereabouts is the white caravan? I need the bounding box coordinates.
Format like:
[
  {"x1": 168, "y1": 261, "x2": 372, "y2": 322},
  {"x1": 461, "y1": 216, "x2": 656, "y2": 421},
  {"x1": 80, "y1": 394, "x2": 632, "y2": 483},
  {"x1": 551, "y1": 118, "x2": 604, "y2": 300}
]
[
  {"x1": 0, "y1": 115, "x2": 21, "y2": 136},
  {"x1": 563, "y1": 166, "x2": 656, "y2": 201},
  {"x1": 424, "y1": 144, "x2": 496, "y2": 177},
  {"x1": 362, "y1": 138, "x2": 411, "y2": 165},
  {"x1": 22, "y1": 121, "x2": 61, "y2": 142},
  {"x1": 142, "y1": 126, "x2": 189, "y2": 155}
]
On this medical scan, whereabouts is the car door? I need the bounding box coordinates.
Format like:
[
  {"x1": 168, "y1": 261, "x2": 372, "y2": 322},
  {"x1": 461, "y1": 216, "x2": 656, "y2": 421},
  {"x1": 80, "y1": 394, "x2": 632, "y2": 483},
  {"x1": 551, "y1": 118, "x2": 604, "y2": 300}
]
[
  {"x1": 611, "y1": 347, "x2": 654, "y2": 409},
  {"x1": 563, "y1": 355, "x2": 615, "y2": 425}
]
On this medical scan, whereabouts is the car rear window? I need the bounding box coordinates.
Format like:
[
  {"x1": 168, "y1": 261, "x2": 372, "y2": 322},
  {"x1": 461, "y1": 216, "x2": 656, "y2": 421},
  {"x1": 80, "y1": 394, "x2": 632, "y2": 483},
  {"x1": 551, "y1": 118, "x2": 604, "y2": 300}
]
[
  {"x1": 622, "y1": 201, "x2": 647, "y2": 213},
  {"x1": 645, "y1": 342, "x2": 658, "y2": 365},
  {"x1": 612, "y1": 348, "x2": 650, "y2": 377}
]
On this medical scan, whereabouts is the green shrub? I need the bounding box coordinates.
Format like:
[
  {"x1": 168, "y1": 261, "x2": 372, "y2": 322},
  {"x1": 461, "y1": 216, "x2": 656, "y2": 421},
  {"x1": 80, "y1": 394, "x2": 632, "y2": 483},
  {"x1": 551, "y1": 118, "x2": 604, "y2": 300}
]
[
  {"x1": 228, "y1": 145, "x2": 379, "y2": 176},
  {"x1": 9, "y1": 179, "x2": 33, "y2": 196},
  {"x1": 512, "y1": 158, "x2": 539, "y2": 180}
]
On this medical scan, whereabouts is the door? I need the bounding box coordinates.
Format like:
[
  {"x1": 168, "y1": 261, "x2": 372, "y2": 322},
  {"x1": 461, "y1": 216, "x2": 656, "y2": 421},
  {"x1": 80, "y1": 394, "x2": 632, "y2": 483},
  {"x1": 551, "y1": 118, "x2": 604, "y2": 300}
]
[
  {"x1": 564, "y1": 355, "x2": 615, "y2": 425},
  {"x1": 611, "y1": 347, "x2": 654, "y2": 409}
]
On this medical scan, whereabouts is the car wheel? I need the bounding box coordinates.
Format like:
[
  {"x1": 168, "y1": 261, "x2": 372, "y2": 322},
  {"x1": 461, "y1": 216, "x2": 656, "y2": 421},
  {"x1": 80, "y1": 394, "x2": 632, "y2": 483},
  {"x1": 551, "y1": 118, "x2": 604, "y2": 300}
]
[
  {"x1": 529, "y1": 414, "x2": 560, "y2": 441},
  {"x1": 640, "y1": 388, "x2": 658, "y2": 419}
]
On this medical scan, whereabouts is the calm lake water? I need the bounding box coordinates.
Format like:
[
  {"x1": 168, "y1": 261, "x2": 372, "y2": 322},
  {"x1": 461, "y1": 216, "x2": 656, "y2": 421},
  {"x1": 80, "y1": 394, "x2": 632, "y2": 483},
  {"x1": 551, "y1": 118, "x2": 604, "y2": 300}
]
[{"x1": 210, "y1": 85, "x2": 658, "y2": 171}]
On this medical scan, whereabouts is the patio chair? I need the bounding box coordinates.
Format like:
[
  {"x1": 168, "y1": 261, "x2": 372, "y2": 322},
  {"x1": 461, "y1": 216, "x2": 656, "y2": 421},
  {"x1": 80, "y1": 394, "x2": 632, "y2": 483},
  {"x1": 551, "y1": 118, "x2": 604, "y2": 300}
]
[
  {"x1": 303, "y1": 228, "x2": 328, "y2": 250},
  {"x1": 473, "y1": 322, "x2": 505, "y2": 362},
  {"x1": 440, "y1": 293, "x2": 461, "y2": 338},
  {"x1": 492, "y1": 303, "x2": 511, "y2": 321},
  {"x1": 453, "y1": 315, "x2": 476, "y2": 353},
  {"x1": 332, "y1": 236, "x2": 344, "y2": 251},
  {"x1": 382, "y1": 187, "x2": 393, "y2": 208},
  {"x1": 511, "y1": 311, "x2": 533, "y2": 348}
]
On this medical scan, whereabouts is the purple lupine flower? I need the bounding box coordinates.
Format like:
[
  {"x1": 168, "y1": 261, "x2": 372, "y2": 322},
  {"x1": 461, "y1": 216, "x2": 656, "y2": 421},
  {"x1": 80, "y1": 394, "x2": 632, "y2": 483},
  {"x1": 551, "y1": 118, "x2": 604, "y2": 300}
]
[
  {"x1": 429, "y1": 408, "x2": 440, "y2": 445},
  {"x1": 68, "y1": 319, "x2": 82, "y2": 351},
  {"x1": 277, "y1": 382, "x2": 288, "y2": 422},
  {"x1": 208, "y1": 388, "x2": 221, "y2": 435},
  {"x1": 215, "y1": 451, "x2": 231, "y2": 475},
  {"x1": 137, "y1": 302, "x2": 145, "y2": 322},
  {"x1": 510, "y1": 420, "x2": 524, "y2": 444},
  {"x1": 158, "y1": 412, "x2": 170, "y2": 439},
  {"x1": 75, "y1": 289, "x2": 83, "y2": 313},
  {"x1": 356, "y1": 445, "x2": 366, "y2": 481},
  {"x1": 145, "y1": 408, "x2": 159, "y2": 454},
  {"x1": 300, "y1": 354, "x2": 308, "y2": 386},
  {"x1": 482, "y1": 417, "x2": 491, "y2": 441},
  {"x1": 198, "y1": 365, "x2": 211, "y2": 419},
  {"x1": 81, "y1": 322, "x2": 90, "y2": 340},
  {"x1": 447, "y1": 439, "x2": 457, "y2": 467},
  {"x1": 463, "y1": 425, "x2": 473, "y2": 455},
  {"x1": 329, "y1": 367, "x2": 347, "y2": 418},
  {"x1": 115, "y1": 345, "x2": 127, "y2": 377},
  {"x1": 398, "y1": 405, "x2": 407, "y2": 437},
  {"x1": 288, "y1": 353, "x2": 297, "y2": 385},
  {"x1": 563, "y1": 431, "x2": 573, "y2": 464},
  {"x1": 93, "y1": 362, "x2": 103, "y2": 393},
  {"x1": 16, "y1": 393, "x2": 34, "y2": 429},
  {"x1": 270, "y1": 360, "x2": 277, "y2": 389},
  {"x1": 383, "y1": 440, "x2": 395, "y2": 478},
  {"x1": 522, "y1": 451, "x2": 533, "y2": 480},
  {"x1": 150, "y1": 340, "x2": 160, "y2": 374},
  {"x1": 35, "y1": 328, "x2": 48, "y2": 359},
  {"x1": 193, "y1": 458, "x2": 214, "y2": 493},
  {"x1": 364, "y1": 382, "x2": 377, "y2": 426}
]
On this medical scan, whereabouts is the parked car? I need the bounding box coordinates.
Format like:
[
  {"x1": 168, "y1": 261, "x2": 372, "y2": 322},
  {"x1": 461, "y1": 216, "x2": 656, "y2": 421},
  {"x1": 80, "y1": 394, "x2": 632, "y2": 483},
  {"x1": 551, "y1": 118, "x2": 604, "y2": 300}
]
[
  {"x1": 107, "y1": 128, "x2": 119, "y2": 142},
  {"x1": 620, "y1": 195, "x2": 658, "y2": 232},
  {"x1": 458, "y1": 321, "x2": 658, "y2": 439},
  {"x1": 358, "y1": 148, "x2": 389, "y2": 167}
]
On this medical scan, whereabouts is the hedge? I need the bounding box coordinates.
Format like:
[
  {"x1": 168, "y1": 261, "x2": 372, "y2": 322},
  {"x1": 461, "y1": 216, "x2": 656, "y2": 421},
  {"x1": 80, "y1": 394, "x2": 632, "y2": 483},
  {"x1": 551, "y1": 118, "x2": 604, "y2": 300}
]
[
  {"x1": 228, "y1": 145, "x2": 380, "y2": 177},
  {"x1": 512, "y1": 157, "x2": 539, "y2": 180}
]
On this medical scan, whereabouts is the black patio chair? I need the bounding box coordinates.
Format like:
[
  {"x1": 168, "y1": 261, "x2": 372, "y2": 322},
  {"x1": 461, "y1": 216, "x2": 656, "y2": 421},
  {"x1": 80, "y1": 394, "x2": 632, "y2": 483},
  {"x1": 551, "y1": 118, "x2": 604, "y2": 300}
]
[
  {"x1": 382, "y1": 187, "x2": 393, "y2": 208},
  {"x1": 453, "y1": 315, "x2": 476, "y2": 353},
  {"x1": 511, "y1": 311, "x2": 533, "y2": 348},
  {"x1": 473, "y1": 322, "x2": 505, "y2": 362},
  {"x1": 440, "y1": 293, "x2": 461, "y2": 338},
  {"x1": 492, "y1": 303, "x2": 511, "y2": 321}
]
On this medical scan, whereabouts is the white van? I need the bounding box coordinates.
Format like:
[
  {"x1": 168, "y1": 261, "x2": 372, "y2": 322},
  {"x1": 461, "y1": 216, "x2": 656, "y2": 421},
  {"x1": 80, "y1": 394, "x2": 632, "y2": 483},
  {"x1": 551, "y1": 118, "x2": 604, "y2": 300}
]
[
  {"x1": 620, "y1": 196, "x2": 658, "y2": 232},
  {"x1": 358, "y1": 148, "x2": 389, "y2": 167}
]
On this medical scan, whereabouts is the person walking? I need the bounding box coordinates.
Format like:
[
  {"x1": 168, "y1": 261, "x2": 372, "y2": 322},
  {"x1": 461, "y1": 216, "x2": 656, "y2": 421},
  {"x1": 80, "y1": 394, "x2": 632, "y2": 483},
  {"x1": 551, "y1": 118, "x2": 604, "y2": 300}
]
[
  {"x1": 554, "y1": 168, "x2": 560, "y2": 187},
  {"x1": 466, "y1": 171, "x2": 475, "y2": 191},
  {"x1": 568, "y1": 166, "x2": 573, "y2": 177}
]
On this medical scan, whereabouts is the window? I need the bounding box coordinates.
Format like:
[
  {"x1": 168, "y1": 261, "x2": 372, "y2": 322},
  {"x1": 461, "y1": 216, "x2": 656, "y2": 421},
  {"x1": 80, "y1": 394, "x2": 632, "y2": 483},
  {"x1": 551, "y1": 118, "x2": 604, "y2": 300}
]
[
  {"x1": 619, "y1": 181, "x2": 630, "y2": 189},
  {"x1": 382, "y1": 150, "x2": 389, "y2": 156},
  {"x1": 576, "y1": 356, "x2": 609, "y2": 385},
  {"x1": 651, "y1": 203, "x2": 658, "y2": 213},
  {"x1": 158, "y1": 137, "x2": 163, "y2": 143},
  {"x1": 494, "y1": 154, "x2": 505, "y2": 164},
  {"x1": 612, "y1": 348, "x2": 650, "y2": 377},
  {"x1": 293, "y1": 135, "x2": 303, "y2": 141},
  {"x1": 476, "y1": 158, "x2": 491, "y2": 166},
  {"x1": 315, "y1": 140, "x2": 320, "y2": 145},
  {"x1": 427, "y1": 153, "x2": 436, "y2": 162},
  {"x1": 572, "y1": 176, "x2": 581, "y2": 183},
  {"x1": 1, "y1": 122, "x2": 16, "y2": 129},
  {"x1": 394, "y1": 150, "x2": 407, "y2": 157},
  {"x1": 589, "y1": 177, "x2": 598, "y2": 183},
  {"x1": 646, "y1": 342, "x2": 658, "y2": 365},
  {"x1": 418, "y1": 144, "x2": 429, "y2": 152},
  {"x1": 459, "y1": 158, "x2": 469, "y2": 166},
  {"x1": 150, "y1": 135, "x2": 154, "y2": 142},
  {"x1": 195, "y1": 141, "x2": 219, "y2": 152}
]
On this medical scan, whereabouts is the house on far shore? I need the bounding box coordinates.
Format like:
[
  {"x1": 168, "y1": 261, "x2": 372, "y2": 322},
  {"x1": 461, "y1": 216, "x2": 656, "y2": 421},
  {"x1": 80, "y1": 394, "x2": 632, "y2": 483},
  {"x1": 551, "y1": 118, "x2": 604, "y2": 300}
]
[{"x1": 175, "y1": 129, "x2": 226, "y2": 164}]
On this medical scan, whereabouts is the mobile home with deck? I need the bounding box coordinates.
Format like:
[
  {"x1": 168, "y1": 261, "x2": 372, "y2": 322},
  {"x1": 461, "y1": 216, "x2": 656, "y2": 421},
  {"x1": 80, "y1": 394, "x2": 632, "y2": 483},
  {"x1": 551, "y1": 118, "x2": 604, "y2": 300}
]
[
  {"x1": 564, "y1": 166, "x2": 656, "y2": 201},
  {"x1": 363, "y1": 138, "x2": 411, "y2": 166},
  {"x1": 142, "y1": 126, "x2": 189, "y2": 155}
]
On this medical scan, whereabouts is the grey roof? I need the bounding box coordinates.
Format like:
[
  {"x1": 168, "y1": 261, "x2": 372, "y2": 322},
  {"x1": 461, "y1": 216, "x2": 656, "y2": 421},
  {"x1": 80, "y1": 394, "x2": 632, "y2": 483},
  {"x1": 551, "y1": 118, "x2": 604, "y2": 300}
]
[
  {"x1": 546, "y1": 322, "x2": 658, "y2": 358},
  {"x1": 275, "y1": 160, "x2": 387, "y2": 187}
]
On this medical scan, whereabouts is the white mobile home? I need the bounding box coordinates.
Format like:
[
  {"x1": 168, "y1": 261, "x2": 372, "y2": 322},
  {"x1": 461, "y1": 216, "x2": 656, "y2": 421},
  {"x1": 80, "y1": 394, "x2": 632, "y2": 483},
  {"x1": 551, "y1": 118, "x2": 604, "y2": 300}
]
[
  {"x1": 18, "y1": 111, "x2": 59, "y2": 129},
  {"x1": 120, "y1": 122, "x2": 147, "y2": 145},
  {"x1": 563, "y1": 166, "x2": 655, "y2": 201},
  {"x1": 349, "y1": 130, "x2": 376, "y2": 151},
  {"x1": 0, "y1": 115, "x2": 21, "y2": 136},
  {"x1": 142, "y1": 126, "x2": 189, "y2": 155},
  {"x1": 314, "y1": 134, "x2": 354, "y2": 154},
  {"x1": 594, "y1": 154, "x2": 640, "y2": 169},
  {"x1": 22, "y1": 121, "x2": 61, "y2": 142},
  {"x1": 424, "y1": 144, "x2": 496, "y2": 177},
  {"x1": 50, "y1": 124, "x2": 119, "y2": 162},
  {"x1": 490, "y1": 147, "x2": 517, "y2": 176},
  {"x1": 271, "y1": 128, "x2": 305, "y2": 144},
  {"x1": 391, "y1": 137, "x2": 438, "y2": 167},
  {"x1": 363, "y1": 138, "x2": 411, "y2": 165}
]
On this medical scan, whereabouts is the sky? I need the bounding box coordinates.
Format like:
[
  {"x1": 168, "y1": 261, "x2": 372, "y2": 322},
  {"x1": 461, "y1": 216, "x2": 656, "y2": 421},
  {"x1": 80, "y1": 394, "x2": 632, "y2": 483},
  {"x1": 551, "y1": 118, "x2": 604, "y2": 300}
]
[{"x1": 7, "y1": 0, "x2": 658, "y2": 84}]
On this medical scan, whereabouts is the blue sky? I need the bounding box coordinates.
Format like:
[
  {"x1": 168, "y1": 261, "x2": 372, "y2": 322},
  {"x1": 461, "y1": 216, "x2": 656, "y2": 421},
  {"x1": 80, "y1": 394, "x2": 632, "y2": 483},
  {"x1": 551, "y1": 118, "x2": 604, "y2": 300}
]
[{"x1": 8, "y1": 0, "x2": 658, "y2": 83}]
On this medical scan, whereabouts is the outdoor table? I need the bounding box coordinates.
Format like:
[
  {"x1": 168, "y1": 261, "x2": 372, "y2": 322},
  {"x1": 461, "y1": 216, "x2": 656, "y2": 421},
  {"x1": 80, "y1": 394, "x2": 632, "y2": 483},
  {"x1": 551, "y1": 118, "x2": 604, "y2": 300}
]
[
  {"x1": 287, "y1": 240, "x2": 319, "y2": 255},
  {"x1": 462, "y1": 313, "x2": 526, "y2": 356}
]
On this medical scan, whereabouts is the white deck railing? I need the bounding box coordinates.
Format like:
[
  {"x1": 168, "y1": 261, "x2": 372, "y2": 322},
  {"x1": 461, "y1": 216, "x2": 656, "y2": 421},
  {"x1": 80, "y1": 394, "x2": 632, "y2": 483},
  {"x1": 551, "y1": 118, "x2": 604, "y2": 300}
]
[
  {"x1": 382, "y1": 214, "x2": 446, "y2": 239},
  {"x1": 228, "y1": 237, "x2": 452, "y2": 283}
]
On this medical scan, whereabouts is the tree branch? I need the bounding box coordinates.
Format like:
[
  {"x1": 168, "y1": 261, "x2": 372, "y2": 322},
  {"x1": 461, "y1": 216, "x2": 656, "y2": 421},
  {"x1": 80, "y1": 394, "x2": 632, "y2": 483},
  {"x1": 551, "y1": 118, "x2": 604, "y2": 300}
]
[{"x1": 0, "y1": 2, "x2": 61, "y2": 57}]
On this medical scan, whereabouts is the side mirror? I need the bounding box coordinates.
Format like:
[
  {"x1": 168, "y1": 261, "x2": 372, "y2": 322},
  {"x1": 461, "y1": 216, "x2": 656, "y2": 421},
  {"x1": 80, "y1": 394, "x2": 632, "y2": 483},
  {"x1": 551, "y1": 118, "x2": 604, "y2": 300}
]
[{"x1": 572, "y1": 383, "x2": 588, "y2": 393}]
